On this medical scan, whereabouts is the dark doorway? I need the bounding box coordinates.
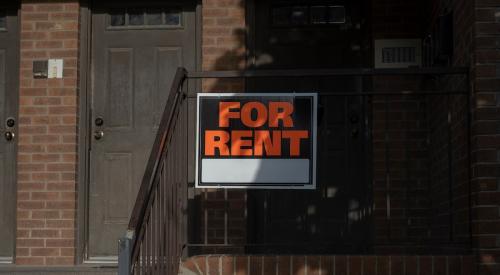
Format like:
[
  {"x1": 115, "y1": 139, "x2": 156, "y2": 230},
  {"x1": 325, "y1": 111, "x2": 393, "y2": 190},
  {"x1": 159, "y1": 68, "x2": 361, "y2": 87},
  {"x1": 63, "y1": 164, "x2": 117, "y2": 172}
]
[
  {"x1": 247, "y1": 0, "x2": 373, "y2": 253},
  {"x1": 0, "y1": 2, "x2": 18, "y2": 263},
  {"x1": 87, "y1": 0, "x2": 197, "y2": 259}
]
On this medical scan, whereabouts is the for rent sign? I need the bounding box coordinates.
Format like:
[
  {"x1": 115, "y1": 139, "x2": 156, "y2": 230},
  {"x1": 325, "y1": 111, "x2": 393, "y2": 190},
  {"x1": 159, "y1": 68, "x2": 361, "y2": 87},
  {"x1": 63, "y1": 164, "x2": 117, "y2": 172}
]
[{"x1": 195, "y1": 93, "x2": 317, "y2": 189}]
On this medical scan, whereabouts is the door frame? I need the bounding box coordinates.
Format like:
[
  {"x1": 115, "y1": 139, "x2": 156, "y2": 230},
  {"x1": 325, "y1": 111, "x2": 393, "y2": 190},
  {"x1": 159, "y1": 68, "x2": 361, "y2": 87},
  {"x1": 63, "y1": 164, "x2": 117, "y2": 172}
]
[
  {"x1": 76, "y1": 0, "x2": 202, "y2": 264},
  {"x1": 0, "y1": 1, "x2": 20, "y2": 265}
]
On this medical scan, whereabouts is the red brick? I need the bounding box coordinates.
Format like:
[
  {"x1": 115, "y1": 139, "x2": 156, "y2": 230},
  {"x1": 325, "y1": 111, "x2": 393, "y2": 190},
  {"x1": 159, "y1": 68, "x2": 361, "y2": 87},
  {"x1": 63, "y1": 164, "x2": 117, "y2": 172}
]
[
  {"x1": 31, "y1": 248, "x2": 59, "y2": 257},
  {"x1": 31, "y1": 192, "x2": 59, "y2": 200},
  {"x1": 262, "y1": 256, "x2": 276, "y2": 275},
  {"x1": 306, "y1": 256, "x2": 320, "y2": 275},
  {"x1": 23, "y1": 13, "x2": 49, "y2": 21},
  {"x1": 364, "y1": 256, "x2": 377, "y2": 275},
  {"x1": 46, "y1": 257, "x2": 74, "y2": 265},
  {"x1": 16, "y1": 257, "x2": 44, "y2": 265},
  {"x1": 16, "y1": 248, "x2": 30, "y2": 257},
  {"x1": 391, "y1": 256, "x2": 405, "y2": 275},
  {"x1": 336, "y1": 256, "x2": 348, "y2": 275},
  {"x1": 31, "y1": 229, "x2": 60, "y2": 238},
  {"x1": 377, "y1": 256, "x2": 390, "y2": 275},
  {"x1": 46, "y1": 239, "x2": 74, "y2": 248},
  {"x1": 220, "y1": 255, "x2": 234, "y2": 274},
  {"x1": 17, "y1": 238, "x2": 45, "y2": 248},
  {"x1": 349, "y1": 256, "x2": 362, "y2": 275},
  {"x1": 276, "y1": 256, "x2": 290, "y2": 275},
  {"x1": 419, "y1": 256, "x2": 433, "y2": 275},
  {"x1": 49, "y1": 13, "x2": 78, "y2": 21},
  {"x1": 250, "y1": 256, "x2": 263, "y2": 275},
  {"x1": 32, "y1": 210, "x2": 60, "y2": 219}
]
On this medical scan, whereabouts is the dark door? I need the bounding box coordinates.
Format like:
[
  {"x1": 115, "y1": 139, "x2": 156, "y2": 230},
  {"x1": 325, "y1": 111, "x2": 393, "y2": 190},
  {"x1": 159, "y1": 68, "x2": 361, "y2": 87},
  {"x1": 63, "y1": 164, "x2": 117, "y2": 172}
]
[
  {"x1": 248, "y1": 0, "x2": 372, "y2": 253},
  {"x1": 88, "y1": 1, "x2": 196, "y2": 259},
  {"x1": 0, "y1": 3, "x2": 18, "y2": 263}
]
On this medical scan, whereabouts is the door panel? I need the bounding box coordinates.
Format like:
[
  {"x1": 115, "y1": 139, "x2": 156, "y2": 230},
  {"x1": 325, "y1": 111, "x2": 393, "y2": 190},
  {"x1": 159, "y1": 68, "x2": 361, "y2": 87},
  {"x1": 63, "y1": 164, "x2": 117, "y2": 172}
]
[
  {"x1": 248, "y1": 0, "x2": 371, "y2": 253},
  {"x1": 88, "y1": 1, "x2": 196, "y2": 258},
  {"x1": 0, "y1": 3, "x2": 18, "y2": 262}
]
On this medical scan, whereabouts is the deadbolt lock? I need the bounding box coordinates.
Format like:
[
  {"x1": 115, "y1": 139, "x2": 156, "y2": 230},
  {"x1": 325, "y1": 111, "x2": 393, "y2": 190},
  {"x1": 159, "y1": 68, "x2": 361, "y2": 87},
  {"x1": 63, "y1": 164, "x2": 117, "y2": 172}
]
[
  {"x1": 6, "y1": 117, "x2": 15, "y2": 128},
  {"x1": 95, "y1": 117, "x2": 104, "y2": 127}
]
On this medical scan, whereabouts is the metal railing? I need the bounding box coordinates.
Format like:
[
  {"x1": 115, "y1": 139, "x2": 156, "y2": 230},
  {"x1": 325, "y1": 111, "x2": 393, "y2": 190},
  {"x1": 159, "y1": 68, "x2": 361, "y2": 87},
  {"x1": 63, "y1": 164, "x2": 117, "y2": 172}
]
[
  {"x1": 118, "y1": 67, "x2": 471, "y2": 274},
  {"x1": 118, "y1": 68, "x2": 188, "y2": 275}
]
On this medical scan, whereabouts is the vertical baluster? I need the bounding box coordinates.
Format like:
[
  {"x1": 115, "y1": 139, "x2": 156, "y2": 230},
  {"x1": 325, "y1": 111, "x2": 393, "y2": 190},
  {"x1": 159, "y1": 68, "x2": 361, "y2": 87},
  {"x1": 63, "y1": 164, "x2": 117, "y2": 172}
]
[
  {"x1": 385, "y1": 94, "x2": 391, "y2": 241},
  {"x1": 159, "y1": 164, "x2": 165, "y2": 274},
  {"x1": 164, "y1": 159, "x2": 169, "y2": 274},
  {"x1": 224, "y1": 189, "x2": 228, "y2": 245},
  {"x1": 172, "y1": 149, "x2": 177, "y2": 274},
  {"x1": 153, "y1": 188, "x2": 158, "y2": 275},
  {"x1": 174, "y1": 141, "x2": 179, "y2": 270},
  {"x1": 404, "y1": 94, "x2": 410, "y2": 243},
  {"x1": 168, "y1": 154, "x2": 174, "y2": 273},
  {"x1": 148, "y1": 213, "x2": 152, "y2": 273},
  {"x1": 447, "y1": 90, "x2": 454, "y2": 243},
  {"x1": 141, "y1": 235, "x2": 146, "y2": 275}
]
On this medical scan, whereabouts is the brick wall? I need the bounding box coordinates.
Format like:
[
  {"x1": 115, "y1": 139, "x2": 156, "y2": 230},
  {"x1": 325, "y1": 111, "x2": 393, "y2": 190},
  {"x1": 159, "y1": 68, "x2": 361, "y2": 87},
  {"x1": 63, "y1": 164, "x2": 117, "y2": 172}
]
[
  {"x1": 369, "y1": 0, "x2": 473, "y2": 256},
  {"x1": 371, "y1": 79, "x2": 431, "y2": 254},
  {"x1": 424, "y1": 0, "x2": 472, "y2": 248},
  {"x1": 197, "y1": 0, "x2": 247, "y2": 252},
  {"x1": 370, "y1": 0, "x2": 433, "y2": 253},
  {"x1": 201, "y1": 0, "x2": 245, "y2": 92},
  {"x1": 472, "y1": 1, "x2": 500, "y2": 274},
  {"x1": 181, "y1": 255, "x2": 476, "y2": 275},
  {"x1": 426, "y1": 80, "x2": 470, "y2": 253},
  {"x1": 16, "y1": 1, "x2": 79, "y2": 265}
]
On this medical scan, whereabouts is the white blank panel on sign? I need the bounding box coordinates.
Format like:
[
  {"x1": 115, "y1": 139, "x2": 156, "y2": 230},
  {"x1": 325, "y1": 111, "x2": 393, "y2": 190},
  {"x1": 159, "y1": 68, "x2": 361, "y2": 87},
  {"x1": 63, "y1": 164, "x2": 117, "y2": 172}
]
[{"x1": 201, "y1": 159, "x2": 310, "y2": 183}]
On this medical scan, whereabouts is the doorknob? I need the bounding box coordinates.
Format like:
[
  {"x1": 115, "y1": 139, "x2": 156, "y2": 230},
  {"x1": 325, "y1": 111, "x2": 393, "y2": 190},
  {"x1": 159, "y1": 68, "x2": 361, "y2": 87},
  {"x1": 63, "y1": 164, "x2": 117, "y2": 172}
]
[
  {"x1": 4, "y1": 131, "x2": 15, "y2": 141},
  {"x1": 94, "y1": 130, "x2": 104, "y2": 140}
]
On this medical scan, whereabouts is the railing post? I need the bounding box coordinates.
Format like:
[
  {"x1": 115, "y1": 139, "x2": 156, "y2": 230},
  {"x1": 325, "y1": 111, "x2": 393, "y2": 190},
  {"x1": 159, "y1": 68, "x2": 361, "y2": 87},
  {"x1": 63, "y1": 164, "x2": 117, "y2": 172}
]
[{"x1": 118, "y1": 231, "x2": 134, "y2": 275}]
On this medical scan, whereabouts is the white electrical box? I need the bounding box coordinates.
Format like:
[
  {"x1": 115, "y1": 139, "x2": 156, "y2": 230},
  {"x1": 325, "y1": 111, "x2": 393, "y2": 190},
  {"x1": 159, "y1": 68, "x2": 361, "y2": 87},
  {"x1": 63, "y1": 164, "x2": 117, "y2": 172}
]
[
  {"x1": 374, "y1": 39, "x2": 422, "y2": 68},
  {"x1": 48, "y1": 59, "x2": 64, "y2": 79}
]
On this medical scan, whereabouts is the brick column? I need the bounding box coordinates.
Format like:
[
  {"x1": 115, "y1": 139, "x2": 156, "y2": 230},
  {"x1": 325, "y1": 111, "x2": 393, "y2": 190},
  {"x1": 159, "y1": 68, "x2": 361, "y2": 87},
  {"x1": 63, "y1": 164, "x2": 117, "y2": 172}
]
[
  {"x1": 202, "y1": 0, "x2": 246, "y2": 91},
  {"x1": 200, "y1": 0, "x2": 247, "y2": 251},
  {"x1": 473, "y1": 1, "x2": 500, "y2": 274},
  {"x1": 16, "y1": 1, "x2": 79, "y2": 265}
]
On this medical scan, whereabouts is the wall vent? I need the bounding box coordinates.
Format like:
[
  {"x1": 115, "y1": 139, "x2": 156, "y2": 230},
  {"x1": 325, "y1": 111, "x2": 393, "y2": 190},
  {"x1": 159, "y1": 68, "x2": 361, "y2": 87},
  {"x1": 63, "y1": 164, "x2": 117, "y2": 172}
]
[{"x1": 374, "y1": 39, "x2": 422, "y2": 68}]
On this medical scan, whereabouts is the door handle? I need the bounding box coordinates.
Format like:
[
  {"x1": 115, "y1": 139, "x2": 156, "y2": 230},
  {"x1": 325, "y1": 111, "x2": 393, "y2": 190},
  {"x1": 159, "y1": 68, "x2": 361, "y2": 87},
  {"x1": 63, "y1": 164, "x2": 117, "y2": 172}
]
[
  {"x1": 94, "y1": 130, "x2": 104, "y2": 140},
  {"x1": 4, "y1": 131, "x2": 15, "y2": 141}
]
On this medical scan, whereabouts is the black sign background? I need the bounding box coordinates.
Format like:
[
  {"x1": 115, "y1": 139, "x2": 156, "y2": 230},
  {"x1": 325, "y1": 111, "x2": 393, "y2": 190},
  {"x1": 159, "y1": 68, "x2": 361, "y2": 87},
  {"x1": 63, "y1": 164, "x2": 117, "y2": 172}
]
[{"x1": 196, "y1": 94, "x2": 317, "y2": 189}]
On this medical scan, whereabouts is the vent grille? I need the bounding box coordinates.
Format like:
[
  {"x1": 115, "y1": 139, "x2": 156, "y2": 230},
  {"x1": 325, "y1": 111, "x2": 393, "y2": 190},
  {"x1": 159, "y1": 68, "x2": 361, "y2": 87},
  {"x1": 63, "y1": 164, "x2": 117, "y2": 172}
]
[
  {"x1": 382, "y1": 47, "x2": 416, "y2": 64},
  {"x1": 374, "y1": 39, "x2": 422, "y2": 68}
]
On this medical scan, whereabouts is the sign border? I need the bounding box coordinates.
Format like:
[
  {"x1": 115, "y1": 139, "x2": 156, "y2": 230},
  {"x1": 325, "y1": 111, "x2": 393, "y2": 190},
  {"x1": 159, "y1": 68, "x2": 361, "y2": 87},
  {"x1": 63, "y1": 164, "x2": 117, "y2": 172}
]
[{"x1": 195, "y1": 93, "x2": 317, "y2": 189}]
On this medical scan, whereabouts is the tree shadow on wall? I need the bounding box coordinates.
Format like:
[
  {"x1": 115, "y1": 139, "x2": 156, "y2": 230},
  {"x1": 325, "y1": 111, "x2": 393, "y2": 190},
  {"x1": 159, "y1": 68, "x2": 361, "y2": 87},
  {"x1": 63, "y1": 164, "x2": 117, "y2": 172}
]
[{"x1": 191, "y1": 0, "x2": 375, "y2": 263}]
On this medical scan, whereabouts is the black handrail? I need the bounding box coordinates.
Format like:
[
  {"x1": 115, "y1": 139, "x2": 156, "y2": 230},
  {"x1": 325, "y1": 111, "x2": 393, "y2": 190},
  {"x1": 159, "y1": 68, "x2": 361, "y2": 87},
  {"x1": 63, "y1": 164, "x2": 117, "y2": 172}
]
[
  {"x1": 128, "y1": 68, "x2": 187, "y2": 232},
  {"x1": 119, "y1": 67, "x2": 187, "y2": 275},
  {"x1": 187, "y1": 67, "x2": 469, "y2": 78}
]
